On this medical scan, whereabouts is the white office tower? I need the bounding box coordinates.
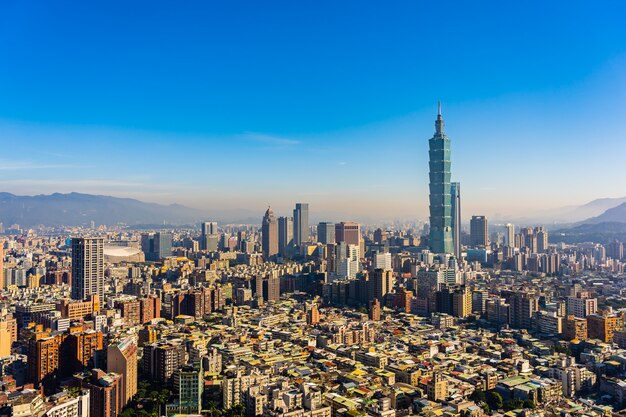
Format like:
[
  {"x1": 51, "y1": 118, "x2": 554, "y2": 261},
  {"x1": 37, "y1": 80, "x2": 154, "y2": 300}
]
[
  {"x1": 335, "y1": 242, "x2": 360, "y2": 280},
  {"x1": 373, "y1": 252, "x2": 392, "y2": 271}
]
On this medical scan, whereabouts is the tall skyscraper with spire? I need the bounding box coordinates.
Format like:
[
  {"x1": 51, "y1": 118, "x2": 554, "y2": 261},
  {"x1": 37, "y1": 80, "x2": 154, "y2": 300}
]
[{"x1": 428, "y1": 102, "x2": 454, "y2": 254}]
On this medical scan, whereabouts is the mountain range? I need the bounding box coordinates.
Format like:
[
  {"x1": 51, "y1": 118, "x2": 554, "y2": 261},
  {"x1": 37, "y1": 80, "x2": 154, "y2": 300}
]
[
  {"x1": 1, "y1": 192, "x2": 626, "y2": 230},
  {"x1": 547, "y1": 200, "x2": 626, "y2": 244},
  {"x1": 0, "y1": 192, "x2": 209, "y2": 227}
]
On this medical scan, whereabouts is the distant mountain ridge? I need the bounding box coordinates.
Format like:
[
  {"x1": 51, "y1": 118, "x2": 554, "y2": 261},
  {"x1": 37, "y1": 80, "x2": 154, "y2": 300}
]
[
  {"x1": 0, "y1": 192, "x2": 209, "y2": 227},
  {"x1": 581, "y1": 201, "x2": 626, "y2": 224},
  {"x1": 547, "y1": 196, "x2": 626, "y2": 223},
  {"x1": 550, "y1": 201, "x2": 626, "y2": 244}
]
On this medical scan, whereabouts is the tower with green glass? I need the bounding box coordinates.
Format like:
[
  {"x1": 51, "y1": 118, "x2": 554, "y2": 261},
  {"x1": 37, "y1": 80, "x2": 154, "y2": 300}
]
[{"x1": 428, "y1": 102, "x2": 454, "y2": 254}]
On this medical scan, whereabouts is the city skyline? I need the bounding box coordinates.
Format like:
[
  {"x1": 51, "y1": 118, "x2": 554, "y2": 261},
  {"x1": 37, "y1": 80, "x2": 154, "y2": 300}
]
[
  {"x1": 1, "y1": 2, "x2": 625, "y2": 220},
  {"x1": 4, "y1": 4, "x2": 626, "y2": 416}
]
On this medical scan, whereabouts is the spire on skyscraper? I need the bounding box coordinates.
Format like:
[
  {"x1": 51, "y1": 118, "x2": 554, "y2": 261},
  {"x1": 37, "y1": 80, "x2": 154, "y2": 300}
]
[{"x1": 435, "y1": 101, "x2": 445, "y2": 135}]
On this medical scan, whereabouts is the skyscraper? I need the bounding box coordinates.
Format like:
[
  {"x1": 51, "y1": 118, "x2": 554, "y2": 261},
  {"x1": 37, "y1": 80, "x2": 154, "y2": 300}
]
[
  {"x1": 141, "y1": 233, "x2": 173, "y2": 261},
  {"x1": 335, "y1": 221, "x2": 360, "y2": 246},
  {"x1": 504, "y1": 223, "x2": 515, "y2": 247},
  {"x1": 277, "y1": 216, "x2": 293, "y2": 257},
  {"x1": 262, "y1": 207, "x2": 278, "y2": 259},
  {"x1": 293, "y1": 203, "x2": 309, "y2": 246},
  {"x1": 535, "y1": 226, "x2": 549, "y2": 253},
  {"x1": 200, "y1": 221, "x2": 218, "y2": 251},
  {"x1": 153, "y1": 232, "x2": 172, "y2": 260},
  {"x1": 450, "y1": 182, "x2": 461, "y2": 259},
  {"x1": 607, "y1": 240, "x2": 624, "y2": 260},
  {"x1": 428, "y1": 102, "x2": 454, "y2": 254},
  {"x1": 71, "y1": 237, "x2": 105, "y2": 301},
  {"x1": 470, "y1": 216, "x2": 488, "y2": 247},
  {"x1": 317, "y1": 222, "x2": 335, "y2": 245},
  {"x1": 107, "y1": 338, "x2": 138, "y2": 406}
]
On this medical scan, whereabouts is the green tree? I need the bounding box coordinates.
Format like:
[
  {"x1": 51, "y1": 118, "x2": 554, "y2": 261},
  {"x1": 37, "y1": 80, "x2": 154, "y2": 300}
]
[
  {"x1": 119, "y1": 408, "x2": 136, "y2": 417},
  {"x1": 137, "y1": 380, "x2": 150, "y2": 399},
  {"x1": 64, "y1": 386, "x2": 81, "y2": 398},
  {"x1": 148, "y1": 389, "x2": 170, "y2": 416},
  {"x1": 486, "y1": 391, "x2": 503, "y2": 410},
  {"x1": 206, "y1": 401, "x2": 220, "y2": 417},
  {"x1": 469, "y1": 389, "x2": 486, "y2": 403},
  {"x1": 503, "y1": 398, "x2": 524, "y2": 411},
  {"x1": 523, "y1": 399, "x2": 536, "y2": 409},
  {"x1": 224, "y1": 403, "x2": 245, "y2": 417}
]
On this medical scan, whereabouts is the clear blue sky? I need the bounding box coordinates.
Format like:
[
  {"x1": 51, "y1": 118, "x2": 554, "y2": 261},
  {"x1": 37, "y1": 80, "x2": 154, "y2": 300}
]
[{"x1": 1, "y1": 1, "x2": 625, "y2": 221}]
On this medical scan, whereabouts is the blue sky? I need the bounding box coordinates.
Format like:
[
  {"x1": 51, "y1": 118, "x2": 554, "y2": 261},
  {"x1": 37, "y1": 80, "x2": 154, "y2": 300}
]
[{"x1": 1, "y1": 1, "x2": 625, "y2": 221}]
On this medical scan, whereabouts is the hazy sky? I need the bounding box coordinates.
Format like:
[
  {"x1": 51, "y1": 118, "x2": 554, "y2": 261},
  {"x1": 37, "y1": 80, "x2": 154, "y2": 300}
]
[{"x1": 1, "y1": 1, "x2": 625, "y2": 221}]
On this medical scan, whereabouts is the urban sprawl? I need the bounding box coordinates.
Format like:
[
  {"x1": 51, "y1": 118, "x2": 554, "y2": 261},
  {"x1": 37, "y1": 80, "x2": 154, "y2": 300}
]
[{"x1": 0, "y1": 109, "x2": 625, "y2": 417}]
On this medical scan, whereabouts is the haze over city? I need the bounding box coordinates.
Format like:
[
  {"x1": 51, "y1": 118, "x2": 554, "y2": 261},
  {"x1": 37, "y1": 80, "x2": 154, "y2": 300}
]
[{"x1": 1, "y1": 1, "x2": 626, "y2": 221}]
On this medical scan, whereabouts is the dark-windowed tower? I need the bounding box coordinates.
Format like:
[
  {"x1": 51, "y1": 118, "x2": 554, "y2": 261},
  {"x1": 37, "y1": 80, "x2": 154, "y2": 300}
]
[
  {"x1": 428, "y1": 102, "x2": 454, "y2": 254},
  {"x1": 262, "y1": 207, "x2": 278, "y2": 259}
]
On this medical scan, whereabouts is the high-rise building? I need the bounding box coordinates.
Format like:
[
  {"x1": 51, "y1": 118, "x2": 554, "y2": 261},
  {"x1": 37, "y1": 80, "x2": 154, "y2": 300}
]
[
  {"x1": 141, "y1": 233, "x2": 173, "y2": 261},
  {"x1": 261, "y1": 207, "x2": 278, "y2": 259},
  {"x1": 277, "y1": 216, "x2": 294, "y2": 257},
  {"x1": 536, "y1": 226, "x2": 549, "y2": 253},
  {"x1": 566, "y1": 296, "x2": 597, "y2": 319},
  {"x1": 563, "y1": 315, "x2": 588, "y2": 341},
  {"x1": 153, "y1": 233, "x2": 172, "y2": 259},
  {"x1": 469, "y1": 216, "x2": 488, "y2": 247},
  {"x1": 107, "y1": 338, "x2": 138, "y2": 406},
  {"x1": 254, "y1": 275, "x2": 280, "y2": 303},
  {"x1": 587, "y1": 312, "x2": 623, "y2": 343},
  {"x1": 428, "y1": 102, "x2": 454, "y2": 254},
  {"x1": 142, "y1": 343, "x2": 185, "y2": 385},
  {"x1": 200, "y1": 222, "x2": 218, "y2": 251},
  {"x1": 335, "y1": 242, "x2": 360, "y2": 280},
  {"x1": 293, "y1": 203, "x2": 309, "y2": 246},
  {"x1": 606, "y1": 240, "x2": 624, "y2": 261},
  {"x1": 369, "y1": 299, "x2": 381, "y2": 321},
  {"x1": 306, "y1": 303, "x2": 320, "y2": 325},
  {"x1": 510, "y1": 292, "x2": 539, "y2": 329},
  {"x1": 335, "y1": 222, "x2": 360, "y2": 246},
  {"x1": 504, "y1": 223, "x2": 515, "y2": 248},
  {"x1": 373, "y1": 252, "x2": 392, "y2": 271},
  {"x1": 28, "y1": 332, "x2": 62, "y2": 389},
  {"x1": 66, "y1": 330, "x2": 103, "y2": 375},
  {"x1": 139, "y1": 295, "x2": 161, "y2": 324},
  {"x1": 174, "y1": 365, "x2": 204, "y2": 414},
  {"x1": 369, "y1": 269, "x2": 392, "y2": 303},
  {"x1": 373, "y1": 228, "x2": 388, "y2": 244},
  {"x1": 452, "y1": 286, "x2": 472, "y2": 318},
  {"x1": 521, "y1": 227, "x2": 536, "y2": 253},
  {"x1": 317, "y1": 222, "x2": 335, "y2": 245},
  {"x1": 74, "y1": 369, "x2": 124, "y2": 417},
  {"x1": 71, "y1": 238, "x2": 105, "y2": 301},
  {"x1": 450, "y1": 182, "x2": 461, "y2": 258},
  {"x1": 115, "y1": 299, "x2": 141, "y2": 326}
]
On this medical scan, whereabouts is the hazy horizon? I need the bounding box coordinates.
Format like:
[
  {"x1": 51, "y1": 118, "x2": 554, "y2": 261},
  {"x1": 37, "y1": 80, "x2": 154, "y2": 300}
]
[{"x1": 1, "y1": 1, "x2": 625, "y2": 221}]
